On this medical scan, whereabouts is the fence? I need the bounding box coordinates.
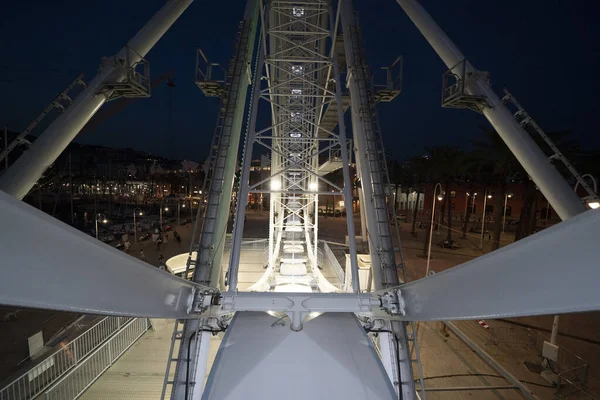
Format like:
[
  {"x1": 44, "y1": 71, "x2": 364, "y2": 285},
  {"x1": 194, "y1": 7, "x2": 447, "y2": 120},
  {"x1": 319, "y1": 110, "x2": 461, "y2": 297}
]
[
  {"x1": 0, "y1": 316, "x2": 131, "y2": 400},
  {"x1": 43, "y1": 318, "x2": 151, "y2": 400},
  {"x1": 489, "y1": 325, "x2": 591, "y2": 398}
]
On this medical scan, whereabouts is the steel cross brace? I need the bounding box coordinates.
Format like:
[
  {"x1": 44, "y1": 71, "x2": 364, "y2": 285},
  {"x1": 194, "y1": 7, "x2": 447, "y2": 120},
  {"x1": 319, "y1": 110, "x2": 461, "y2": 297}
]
[{"x1": 193, "y1": 290, "x2": 406, "y2": 331}]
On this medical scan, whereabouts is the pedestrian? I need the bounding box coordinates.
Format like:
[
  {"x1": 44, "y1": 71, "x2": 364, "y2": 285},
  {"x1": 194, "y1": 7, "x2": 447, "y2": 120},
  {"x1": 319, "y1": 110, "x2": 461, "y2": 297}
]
[
  {"x1": 139, "y1": 249, "x2": 146, "y2": 261},
  {"x1": 156, "y1": 236, "x2": 162, "y2": 251},
  {"x1": 124, "y1": 240, "x2": 131, "y2": 253}
]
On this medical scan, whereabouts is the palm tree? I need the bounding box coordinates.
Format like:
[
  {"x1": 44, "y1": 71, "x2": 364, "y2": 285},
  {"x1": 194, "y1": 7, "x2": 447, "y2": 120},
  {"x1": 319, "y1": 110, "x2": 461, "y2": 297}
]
[{"x1": 471, "y1": 128, "x2": 521, "y2": 250}]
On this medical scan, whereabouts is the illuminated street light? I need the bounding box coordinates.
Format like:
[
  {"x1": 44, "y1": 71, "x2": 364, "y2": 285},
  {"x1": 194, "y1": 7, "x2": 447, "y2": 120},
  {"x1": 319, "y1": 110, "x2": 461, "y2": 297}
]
[
  {"x1": 95, "y1": 213, "x2": 108, "y2": 240},
  {"x1": 426, "y1": 183, "x2": 443, "y2": 277},
  {"x1": 133, "y1": 207, "x2": 143, "y2": 243},
  {"x1": 480, "y1": 189, "x2": 491, "y2": 249},
  {"x1": 502, "y1": 193, "x2": 513, "y2": 233}
]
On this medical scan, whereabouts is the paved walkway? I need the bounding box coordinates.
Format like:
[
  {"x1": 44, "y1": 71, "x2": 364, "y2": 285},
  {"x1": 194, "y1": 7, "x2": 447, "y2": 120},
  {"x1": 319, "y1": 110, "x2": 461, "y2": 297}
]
[{"x1": 79, "y1": 319, "x2": 175, "y2": 400}]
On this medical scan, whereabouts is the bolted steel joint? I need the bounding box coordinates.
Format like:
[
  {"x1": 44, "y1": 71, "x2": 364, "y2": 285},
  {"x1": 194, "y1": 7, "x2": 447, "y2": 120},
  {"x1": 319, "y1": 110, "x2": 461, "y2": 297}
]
[{"x1": 380, "y1": 289, "x2": 406, "y2": 316}]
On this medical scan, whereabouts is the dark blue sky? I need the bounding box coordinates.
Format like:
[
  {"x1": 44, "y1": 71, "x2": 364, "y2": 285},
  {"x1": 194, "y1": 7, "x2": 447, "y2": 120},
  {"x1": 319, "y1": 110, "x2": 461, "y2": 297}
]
[{"x1": 1, "y1": 0, "x2": 599, "y2": 163}]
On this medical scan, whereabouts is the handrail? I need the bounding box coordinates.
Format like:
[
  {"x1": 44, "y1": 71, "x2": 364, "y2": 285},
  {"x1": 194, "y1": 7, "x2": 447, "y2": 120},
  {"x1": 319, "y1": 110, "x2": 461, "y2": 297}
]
[
  {"x1": 43, "y1": 318, "x2": 151, "y2": 400},
  {"x1": 0, "y1": 316, "x2": 130, "y2": 400},
  {"x1": 324, "y1": 241, "x2": 345, "y2": 285}
]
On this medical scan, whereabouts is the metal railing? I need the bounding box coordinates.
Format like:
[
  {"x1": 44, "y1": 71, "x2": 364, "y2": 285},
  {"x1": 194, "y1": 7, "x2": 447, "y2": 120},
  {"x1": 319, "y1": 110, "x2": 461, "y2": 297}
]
[
  {"x1": 323, "y1": 241, "x2": 345, "y2": 285},
  {"x1": 0, "y1": 316, "x2": 131, "y2": 400},
  {"x1": 43, "y1": 318, "x2": 151, "y2": 400},
  {"x1": 223, "y1": 237, "x2": 269, "y2": 251}
]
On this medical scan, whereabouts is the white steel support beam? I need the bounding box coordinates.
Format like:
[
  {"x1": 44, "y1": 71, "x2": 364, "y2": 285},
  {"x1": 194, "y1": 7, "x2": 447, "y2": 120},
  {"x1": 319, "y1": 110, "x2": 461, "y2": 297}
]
[
  {"x1": 395, "y1": 209, "x2": 600, "y2": 321},
  {"x1": 0, "y1": 0, "x2": 194, "y2": 200},
  {"x1": 170, "y1": 2, "x2": 260, "y2": 398},
  {"x1": 227, "y1": 27, "x2": 266, "y2": 291},
  {"x1": 395, "y1": 0, "x2": 585, "y2": 221},
  {"x1": 0, "y1": 191, "x2": 199, "y2": 318},
  {"x1": 329, "y1": 6, "x2": 360, "y2": 293},
  {"x1": 339, "y1": 0, "x2": 415, "y2": 397}
]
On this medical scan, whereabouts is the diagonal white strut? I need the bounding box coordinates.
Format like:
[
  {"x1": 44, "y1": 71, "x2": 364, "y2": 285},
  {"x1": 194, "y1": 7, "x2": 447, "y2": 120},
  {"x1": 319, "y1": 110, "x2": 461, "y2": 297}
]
[
  {"x1": 395, "y1": 0, "x2": 585, "y2": 221},
  {"x1": 0, "y1": 0, "x2": 194, "y2": 200}
]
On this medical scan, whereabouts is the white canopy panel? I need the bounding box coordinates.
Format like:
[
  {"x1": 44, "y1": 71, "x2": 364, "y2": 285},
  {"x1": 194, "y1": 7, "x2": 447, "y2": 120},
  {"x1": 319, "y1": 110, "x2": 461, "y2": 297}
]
[{"x1": 203, "y1": 312, "x2": 396, "y2": 400}]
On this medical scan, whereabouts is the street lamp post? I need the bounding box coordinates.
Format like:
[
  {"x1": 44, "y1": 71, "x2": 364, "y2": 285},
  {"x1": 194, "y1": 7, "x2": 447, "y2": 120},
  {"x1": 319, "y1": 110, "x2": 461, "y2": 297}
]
[
  {"x1": 160, "y1": 206, "x2": 169, "y2": 229},
  {"x1": 426, "y1": 183, "x2": 444, "y2": 277},
  {"x1": 133, "y1": 207, "x2": 143, "y2": 243},
  {"x1": 177, "y1": 201, "x2": 186, "y2": 226},
  {"x1": 95, "y1": 213, "x2": 108, "y2": 240},
  {"x1": 502, "y1": 193, "x2": 512, "y2": 233},
  {"x1": 574, "y1": 173, "x2": 599, "y2": 209},
  {"x1": 479, "y1": 190, "x2": 492, "y2": 250}
]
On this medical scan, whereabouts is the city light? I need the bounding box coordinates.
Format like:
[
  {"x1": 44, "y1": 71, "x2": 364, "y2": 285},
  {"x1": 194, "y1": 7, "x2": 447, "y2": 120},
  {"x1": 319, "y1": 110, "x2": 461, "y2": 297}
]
[
  {"x1": 309, "y1": 182, "x2": 318, "y2": 191},
  {"x1": 588, "y1": 201, "x2": 600, "y2": 209},
  {"x1": 271, "y1": 180, "x2": 281, "y2": 190},
  {"x1": 164, "y1": 207, "x2": 169, "y2": 211},
  {"x1": 436, "y1": 193, "x2": 443, "y2": 201},
  {"x1": 487, "y1": 194, "x2": 492, "y2": 199},
  {"x1": 102, "y1": 219, "x2": 108, "y2": 224}
]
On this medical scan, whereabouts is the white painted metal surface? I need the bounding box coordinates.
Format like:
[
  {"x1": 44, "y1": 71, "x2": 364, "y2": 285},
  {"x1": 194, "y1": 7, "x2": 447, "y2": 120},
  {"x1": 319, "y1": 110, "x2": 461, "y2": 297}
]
[
  {"x1": 395, "y1": 0, "x2": 585, "y2": 221},
  {"x1": 398, "y1": 209, "x2": 600, "y2": 321},
  {"x1": 0, "y1": 190, "x2": 197, "y2": 318},
  {"x1": 203, "y1": 312, "x2": 396, "y2": 400}
]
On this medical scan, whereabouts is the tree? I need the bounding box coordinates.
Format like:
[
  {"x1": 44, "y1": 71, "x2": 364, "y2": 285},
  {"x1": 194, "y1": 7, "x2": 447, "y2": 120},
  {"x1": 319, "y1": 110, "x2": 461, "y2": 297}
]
[
  {"x1": 471, "y1": 127, "x2": 521, "y2": 250},
  {"x1": 408, "y1": 156, "x2": 427, "y2": 238},
  {"x1": 460, "y1": 159, "x2": 482, "y2": 239},
  {"x1": 424, "y1": 146, "x2": 465, "y2": 244}
]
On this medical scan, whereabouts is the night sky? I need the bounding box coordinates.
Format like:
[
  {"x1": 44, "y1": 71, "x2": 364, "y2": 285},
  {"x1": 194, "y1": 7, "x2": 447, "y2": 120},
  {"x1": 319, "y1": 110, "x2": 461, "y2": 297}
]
[{"x1": 1, "y1": 0, "x2": 599, "y2": 163}]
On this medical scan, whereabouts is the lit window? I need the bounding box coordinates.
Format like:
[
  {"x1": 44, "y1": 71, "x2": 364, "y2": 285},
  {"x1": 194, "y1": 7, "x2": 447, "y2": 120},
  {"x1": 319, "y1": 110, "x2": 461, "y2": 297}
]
[
  {"x1": 291, "y1": 65, "x2": 303, "y2": 75},
  {"x1": 292, "y1": 7, "x2": 305, "y2": 17}
]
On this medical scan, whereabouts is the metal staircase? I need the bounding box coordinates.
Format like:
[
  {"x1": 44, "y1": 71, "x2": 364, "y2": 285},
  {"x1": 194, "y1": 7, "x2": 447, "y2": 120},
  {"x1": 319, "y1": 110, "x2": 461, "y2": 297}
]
[
  {"x1": 0, "y1": 74, "x2": 87, "y2": 165},
  {"x1": 502, "y1": 88, "x2": 599, "y2": 202}
]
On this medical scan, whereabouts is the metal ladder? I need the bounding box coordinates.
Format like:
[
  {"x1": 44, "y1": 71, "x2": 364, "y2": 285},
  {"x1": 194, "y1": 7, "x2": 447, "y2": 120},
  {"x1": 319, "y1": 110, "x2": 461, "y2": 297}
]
[
  {"x1": 161, "y1": 20, "x2": 251, "y2": 400},
  {"x1": 347, "y1": 23, "x2": 403, "y2": 285},
  {"x1": 0, "y1": 74, "x2": 86, "y2": 164},
  {"x1": 161, "y1": 318, "x2": 207, "y2": 400},
  {"x1": 502, "y1": 89, "x2": 598, "y2": 200},
  {"x1": 193, "y1": 20, "x2": 249, "y2": 286},
  {"x1": 347, "y1": 21, "x2": 426, "y2": 398}
]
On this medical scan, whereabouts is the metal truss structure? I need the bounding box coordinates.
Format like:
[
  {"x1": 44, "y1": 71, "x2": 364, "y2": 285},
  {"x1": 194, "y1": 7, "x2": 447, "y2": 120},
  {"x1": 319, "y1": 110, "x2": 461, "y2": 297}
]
[
  {"x1": 228, "y1": 0, "x2": 359, "y2": 294},
  {"x1": 0, "y1": 0, "x2": 599, "y2": 399}
]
